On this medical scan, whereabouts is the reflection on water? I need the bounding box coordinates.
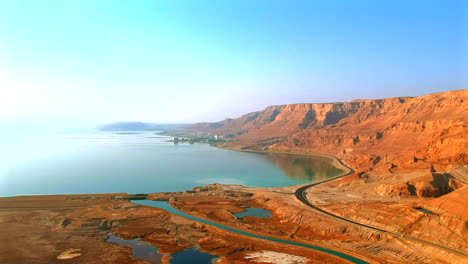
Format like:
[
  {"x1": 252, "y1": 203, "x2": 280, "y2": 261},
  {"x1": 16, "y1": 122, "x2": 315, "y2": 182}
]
[
  {"x1": 0, "y1": 131, "x2": 344, "y2": 196},
  {"x1": 265, "y1": 153, "x2": 344, "y2": 182}
]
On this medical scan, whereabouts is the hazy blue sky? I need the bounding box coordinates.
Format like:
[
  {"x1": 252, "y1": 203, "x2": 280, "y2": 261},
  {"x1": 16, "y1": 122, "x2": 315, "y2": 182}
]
[{"x1": 0, "y1": 0, "x2": 465, "y2": 129}]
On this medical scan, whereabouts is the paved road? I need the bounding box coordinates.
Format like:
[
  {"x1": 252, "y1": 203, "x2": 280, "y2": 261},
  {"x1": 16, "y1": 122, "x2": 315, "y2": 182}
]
[
  {"x1": 134, "y1": 199, "x2": 369, "y2": 264},
  {"x1": 294, "y1": 158, "x2": 468, "y2": 259}
]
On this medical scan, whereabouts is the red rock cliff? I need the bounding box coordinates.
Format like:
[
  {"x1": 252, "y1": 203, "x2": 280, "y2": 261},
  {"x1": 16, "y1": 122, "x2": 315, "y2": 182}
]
[{"x1": 189, "y1": 90, "x2": 468, "y2": 172}]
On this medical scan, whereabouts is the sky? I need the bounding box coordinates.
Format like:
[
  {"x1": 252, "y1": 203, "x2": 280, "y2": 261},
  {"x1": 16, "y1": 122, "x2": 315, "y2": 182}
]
[{"x1": 0, "y1": 0, "x2": 466, "y2": 130}]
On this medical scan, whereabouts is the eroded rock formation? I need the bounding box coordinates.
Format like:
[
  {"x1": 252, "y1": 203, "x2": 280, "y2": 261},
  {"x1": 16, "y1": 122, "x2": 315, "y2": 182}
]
[{"x1": 189, "y1": 90, "x2": 468, "y2": 173}]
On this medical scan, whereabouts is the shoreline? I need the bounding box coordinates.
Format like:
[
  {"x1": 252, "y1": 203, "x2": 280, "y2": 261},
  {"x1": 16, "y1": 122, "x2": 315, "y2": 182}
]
[
  {"x1": 215, "y1": 145, "x2": 356, "y2": 181},
  {"x1": 3, "y1": 144, "x2": 354, "y2": 199},
  {"x1": 2, "y1": 145, "x2": 466, "y2": 263},
  {"x1": 215, "y1": 146, "x2": 468, "y2": 259}
]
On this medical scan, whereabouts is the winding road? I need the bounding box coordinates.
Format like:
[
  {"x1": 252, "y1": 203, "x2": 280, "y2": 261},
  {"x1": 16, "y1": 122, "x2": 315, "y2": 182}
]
[
  {"x1": 134, "y1": 155, "x2": 467, "y2": 263},
  {"x1": 133, "y1": 199, "x2": 369, "y2": 264},
  {"x1": 294, "y1": 157, "x2": 468, "y2": 259}
]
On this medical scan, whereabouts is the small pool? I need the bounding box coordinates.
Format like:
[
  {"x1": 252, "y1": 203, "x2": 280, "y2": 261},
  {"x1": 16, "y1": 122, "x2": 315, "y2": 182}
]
[
  {"x1": 106, "y1": 233, "x2": 217, "y2": 264},
  {"x1": 171, "y1": 248, "x2": 217, "y2": 264},
  {"x1": 131, "y1": 200, "x2": 368, "y2": 264},
  {"x1": 415, "y1": 207, "x2": 433, "y2": 214},
  {"x1": 106, "y1": 233, "x2": 163, "y2": 263},
  {"x1": 234, "y1": 207, "x2": 272, "y2": 219}
]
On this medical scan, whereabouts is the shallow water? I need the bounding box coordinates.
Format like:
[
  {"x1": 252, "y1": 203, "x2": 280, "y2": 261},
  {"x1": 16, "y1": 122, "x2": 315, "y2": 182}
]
[
  {"x1": 106, "y1": 233, "x2": 164, "y2": 263},
  {"x1": 171, "y1": 248, "x2": 217, "y2": 264},
  {"x1": 415, "y1": 207, "x2": 433, "y2": 214},
  {"x1": 0, "y1": 131, "x2": 343, "y2": 197},
  {"x1": 234, "y1": 207, "x2": 272, "y2": 219},
  {"x1": 106, "y1": 233, "x2": 217, "y2": 264}
]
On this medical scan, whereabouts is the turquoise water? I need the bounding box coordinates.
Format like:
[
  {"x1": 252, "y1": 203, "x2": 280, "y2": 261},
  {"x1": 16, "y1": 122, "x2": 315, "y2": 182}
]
[
  {"x1": 0, "y1": 131, "x2": 343, "y2": 197},
  {"x1": 133, "y1": 200, "x2": 368, "y2": 264},
  {"x1": 234, "y1": 207, "x2": 272, "y2": 219}
]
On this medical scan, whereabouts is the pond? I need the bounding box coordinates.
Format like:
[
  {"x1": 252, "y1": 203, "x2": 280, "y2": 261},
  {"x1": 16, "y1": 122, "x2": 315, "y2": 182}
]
[
  {"x1": 106, "y1": 233, "x2": 217, "y2": 264},
  {"x1": 234, "y1": 207, "x2": 272, "y2": 219}
]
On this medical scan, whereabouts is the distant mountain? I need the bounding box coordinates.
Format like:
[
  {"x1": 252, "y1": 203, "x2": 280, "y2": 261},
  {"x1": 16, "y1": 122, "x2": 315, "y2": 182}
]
[
  {"x1": 189, "y1": 90, "x2": 468, "y2": 173},
  {"x1": 98, "y1": 122, "x2": 189, "y2": 131}
]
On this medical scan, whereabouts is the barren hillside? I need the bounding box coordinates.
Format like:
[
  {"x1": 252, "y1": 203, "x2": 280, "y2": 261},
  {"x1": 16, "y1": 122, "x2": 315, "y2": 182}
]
[{"x1": 189, "y1": 90, "x2": 468, "y2": 173}]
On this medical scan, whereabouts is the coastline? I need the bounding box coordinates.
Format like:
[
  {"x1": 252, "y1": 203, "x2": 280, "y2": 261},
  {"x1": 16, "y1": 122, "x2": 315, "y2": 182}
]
[
  {"x1": 215, "y1": 145, "x2": 468, "y2": 259},
  {"x1": 214, "y1": 144, "x2": 356, "y2": 182},
  {"x1": 2, "y1": 144, "x2": 466, "y2": 263}
]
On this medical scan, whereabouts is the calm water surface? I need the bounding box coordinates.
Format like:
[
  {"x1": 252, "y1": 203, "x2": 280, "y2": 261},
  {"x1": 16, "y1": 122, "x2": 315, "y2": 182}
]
[
  {"x1": 234, "y1": 207, "x2": 272, "y2": 219},
  {"x1": 106, "y1": 233, "x2": 164, "y2": 263},
  {"x1": 107, "y1": 233, "x2": 218, "y2": 264},
  {"x1": 0, "y1": 131, "x2": 343, "y2": 197}
]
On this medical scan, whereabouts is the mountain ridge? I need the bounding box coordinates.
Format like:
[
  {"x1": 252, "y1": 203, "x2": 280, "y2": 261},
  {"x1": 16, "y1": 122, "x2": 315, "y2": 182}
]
[{"x1": 189, "y1": 90, "x2": 468, "y2": 173}]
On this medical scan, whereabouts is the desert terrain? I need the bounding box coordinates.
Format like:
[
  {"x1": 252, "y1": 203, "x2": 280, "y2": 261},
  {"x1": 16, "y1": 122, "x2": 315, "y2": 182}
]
[{"x1": 1, "y1": 90, "x2": 467, "y2": 263}]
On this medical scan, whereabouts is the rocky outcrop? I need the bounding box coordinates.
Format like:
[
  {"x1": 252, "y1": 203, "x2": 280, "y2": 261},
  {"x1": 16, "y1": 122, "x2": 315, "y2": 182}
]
[
  {"x1": 334, "y1": 172, "x2": 368, "y2": 186},
  {"x1": 409, "y1": 172, "x2": 464, "y2": 197},
  {"x1": 56, "y1": 249, "x2": 82, "y2": 260},
  {"x1": 373, "y1": 171, "x2": 466, "y2": 198},
  {"x1": 377, "y1": 183, "x2": 412, "y2": 197},
  {"x1": 189, "y1": 90, "x2": 468, "y2": 173},
  {"x1": 310, "y1": 166, "x2": 468, "y2": 254},
  {"x1": 190, "y1": 97, "x2": 410, "y2": 140}
]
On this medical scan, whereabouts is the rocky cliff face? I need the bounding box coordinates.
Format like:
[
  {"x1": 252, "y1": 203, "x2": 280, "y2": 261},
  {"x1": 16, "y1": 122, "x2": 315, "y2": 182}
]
[{"x1": 190, "y1": 90, "x2": 468, "y2": 173}]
